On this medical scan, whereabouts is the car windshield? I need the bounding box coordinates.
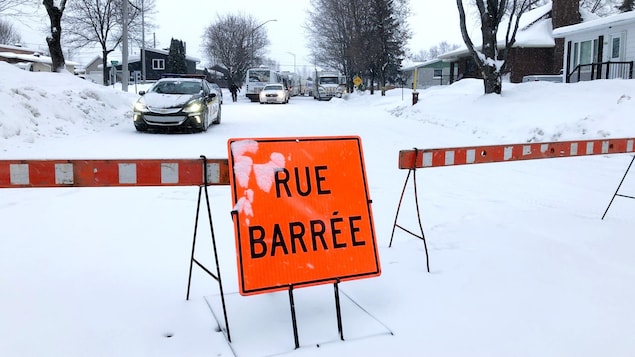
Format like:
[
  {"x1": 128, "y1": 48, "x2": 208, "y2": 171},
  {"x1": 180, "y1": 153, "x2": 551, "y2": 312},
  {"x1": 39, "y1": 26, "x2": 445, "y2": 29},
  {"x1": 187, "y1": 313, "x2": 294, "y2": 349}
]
[
  {"x1": 264, "y1": 85, "x2": 283, "y2": 91},
  {"x1": 151, "y1": 81, "x2": 201, "y2": 95}
]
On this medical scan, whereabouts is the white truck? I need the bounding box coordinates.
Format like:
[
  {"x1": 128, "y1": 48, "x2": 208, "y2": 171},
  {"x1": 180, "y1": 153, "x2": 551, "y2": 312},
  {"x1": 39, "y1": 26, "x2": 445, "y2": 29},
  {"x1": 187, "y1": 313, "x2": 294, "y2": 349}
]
[{"x1": 312, "y1": 70, "x2": 344, "y2": 101}]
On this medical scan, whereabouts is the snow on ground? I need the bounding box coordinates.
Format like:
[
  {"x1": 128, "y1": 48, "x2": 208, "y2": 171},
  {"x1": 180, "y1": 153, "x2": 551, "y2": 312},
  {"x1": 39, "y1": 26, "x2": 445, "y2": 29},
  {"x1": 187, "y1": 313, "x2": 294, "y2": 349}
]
[{"x1": 1, "y1": 61, "x2": 635, "y2": 356}]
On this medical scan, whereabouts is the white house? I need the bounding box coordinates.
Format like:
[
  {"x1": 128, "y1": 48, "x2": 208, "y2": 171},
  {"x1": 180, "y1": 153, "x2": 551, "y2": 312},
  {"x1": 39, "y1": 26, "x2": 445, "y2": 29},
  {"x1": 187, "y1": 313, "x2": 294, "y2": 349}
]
[
  {"x1": 553, "y1": 10, "x2": 635, "y2": 82},
  {"x1": 0, "y1": 44, "x2": 78, "y2": 73}
]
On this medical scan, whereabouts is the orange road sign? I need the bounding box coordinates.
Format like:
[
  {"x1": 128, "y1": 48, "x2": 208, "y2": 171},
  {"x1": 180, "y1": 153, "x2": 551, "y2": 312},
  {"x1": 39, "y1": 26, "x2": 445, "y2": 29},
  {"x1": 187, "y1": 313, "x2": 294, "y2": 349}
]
[{"x1": 228, "y1": 136, "x2": 381, "y2": 296}]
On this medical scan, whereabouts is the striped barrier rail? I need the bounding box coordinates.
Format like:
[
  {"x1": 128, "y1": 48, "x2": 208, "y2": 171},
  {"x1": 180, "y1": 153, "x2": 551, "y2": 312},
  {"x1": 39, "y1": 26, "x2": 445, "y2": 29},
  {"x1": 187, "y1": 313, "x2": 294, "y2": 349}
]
[
  {"x1": 392, "y1": 137, "x2": 635, "y2": 272},
  {"x1": 398, "y1": 138, "x2": 635, "y2": 169},
  {"x1": 0, "y1": 156, "x2": 232, "y2": 340},
  {"x1": 0, "y1": 158, "x2": 229, "y2": 188}
]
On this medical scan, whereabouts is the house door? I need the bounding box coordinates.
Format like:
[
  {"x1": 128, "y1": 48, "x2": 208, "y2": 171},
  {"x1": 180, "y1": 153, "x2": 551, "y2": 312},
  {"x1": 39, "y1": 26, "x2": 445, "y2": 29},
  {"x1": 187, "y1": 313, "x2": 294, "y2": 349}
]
[{"x1": 609, "y1": 33, "x2": 624, "y2": 78}]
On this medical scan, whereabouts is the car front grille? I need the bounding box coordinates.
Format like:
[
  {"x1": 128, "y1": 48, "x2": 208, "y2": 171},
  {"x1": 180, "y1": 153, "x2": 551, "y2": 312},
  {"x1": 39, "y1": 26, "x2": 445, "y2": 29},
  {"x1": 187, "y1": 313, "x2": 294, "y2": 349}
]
[
  {"x1": 147, "y1": 107, "x2": 182, "y2": 115},
  {"x1": 144, "y1": 115, "x2": 187, "y2": 125}
]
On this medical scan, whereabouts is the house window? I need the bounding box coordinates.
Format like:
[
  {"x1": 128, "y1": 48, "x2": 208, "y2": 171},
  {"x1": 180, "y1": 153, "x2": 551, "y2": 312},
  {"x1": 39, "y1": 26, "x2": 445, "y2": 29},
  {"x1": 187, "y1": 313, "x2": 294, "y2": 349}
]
[
  {"x1": 572, "y1": 39, "x2": 598, "y2": 68},
  {"x1": 152, "y1": 58, "x2": 165, "y2": 70},
  {"x1": 433, "y1": 69, "x2": 443, "y2": 79}
]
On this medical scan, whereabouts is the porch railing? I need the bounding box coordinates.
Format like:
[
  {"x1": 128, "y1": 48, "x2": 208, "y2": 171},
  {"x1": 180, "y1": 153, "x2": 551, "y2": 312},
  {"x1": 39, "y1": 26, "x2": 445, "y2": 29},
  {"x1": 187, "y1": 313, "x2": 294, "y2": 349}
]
[{"x1": 567, "y1": 61, "x2": 634, "y2": 83}]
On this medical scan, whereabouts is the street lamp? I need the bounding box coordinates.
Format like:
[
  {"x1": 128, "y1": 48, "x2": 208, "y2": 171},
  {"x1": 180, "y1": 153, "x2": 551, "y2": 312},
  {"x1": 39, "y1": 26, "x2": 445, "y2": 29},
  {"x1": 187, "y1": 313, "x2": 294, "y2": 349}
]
[
  {"x1": 250, "y1": 19, "x2": 277, "y2": 65},
  {"x1": 287, "y1": 51, "x2": 296, "y2": 93}
]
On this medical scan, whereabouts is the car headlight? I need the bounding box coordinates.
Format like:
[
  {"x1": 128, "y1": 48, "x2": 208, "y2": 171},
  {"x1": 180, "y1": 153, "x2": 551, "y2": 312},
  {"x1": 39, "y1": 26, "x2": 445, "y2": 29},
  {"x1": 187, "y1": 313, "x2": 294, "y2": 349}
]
[
  {"x1": 277, "y1": 91, "x2": 284, "y2": 98},
  {"x1": 133, "y1": 100, "x2": 148, "y2": 112},
  {"x1": 183, "y1": 100, "x2": 204, "y2": 113},
  {"x1": 318, "y1": 86, "x2": 326, "y2": 93}
]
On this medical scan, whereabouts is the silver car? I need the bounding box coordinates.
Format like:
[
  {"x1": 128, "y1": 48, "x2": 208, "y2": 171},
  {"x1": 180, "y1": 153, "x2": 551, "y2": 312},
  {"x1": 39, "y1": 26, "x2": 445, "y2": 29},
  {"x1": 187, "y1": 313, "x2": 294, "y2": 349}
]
[{"x1": 133, "y1": 77, "x2": 221, "y2": 132}]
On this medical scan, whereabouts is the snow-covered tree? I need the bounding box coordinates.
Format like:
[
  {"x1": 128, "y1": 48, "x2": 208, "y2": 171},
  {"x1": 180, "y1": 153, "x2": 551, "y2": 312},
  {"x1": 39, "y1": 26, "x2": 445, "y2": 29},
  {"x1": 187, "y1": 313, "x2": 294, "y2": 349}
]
[
  {"x1": 43, "y1": 0, "x2": 66, "y2": 72},
  {"x1": 456, "y1": 0, "x2": 538, "y2": 94},
  {"x1": 367, "y1": 0, "x2": 409, "y2": 95}
]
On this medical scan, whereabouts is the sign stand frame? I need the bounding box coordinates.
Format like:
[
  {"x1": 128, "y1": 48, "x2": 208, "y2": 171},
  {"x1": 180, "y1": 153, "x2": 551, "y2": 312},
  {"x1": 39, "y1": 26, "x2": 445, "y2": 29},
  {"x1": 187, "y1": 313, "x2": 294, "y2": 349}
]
[
  {"x1": 287, "y1": 280, "x2": 345, "y2": 350},
  {"x1": 186, "y1": 155, "x2": 231, "y2": 342},
  {"x1": 389, "y1": 148, "x2": 430, "y2": 272},
  {"x1": 602, "y1": 154, "x2": 635, "y2": 219}
]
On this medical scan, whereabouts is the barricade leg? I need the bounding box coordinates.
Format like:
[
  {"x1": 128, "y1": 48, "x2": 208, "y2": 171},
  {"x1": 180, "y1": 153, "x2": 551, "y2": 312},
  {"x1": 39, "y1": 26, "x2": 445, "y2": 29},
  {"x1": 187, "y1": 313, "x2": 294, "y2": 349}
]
[
  {"x1": 185, "y1": 156, "x2": 231, "y2": 342},
  {"x1": 389, "y1": 148, "x2": 430, "y2": 272},
  {"x1": 602, "y1": 154, "x2": 635, "y2": 220}
]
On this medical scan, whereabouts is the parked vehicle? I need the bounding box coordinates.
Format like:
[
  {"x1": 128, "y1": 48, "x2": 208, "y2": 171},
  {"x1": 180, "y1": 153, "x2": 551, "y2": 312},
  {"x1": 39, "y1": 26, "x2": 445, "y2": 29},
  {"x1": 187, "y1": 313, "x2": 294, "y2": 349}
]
[
  {"x1": 133, "y1": 76, "x2": 221, "y2": 132},
  {"x1": 245, "y1": 67, "x2": 285, "y2": 102},
  {"x1": 522, "y1": 74, "x2": 563, "y2": 83},
  {"x1": 313, "y1": 70, "x2": 345, "y2": 101},
  {"x1": 259, "y1": 83, "x2": 289, "y2": 104}
]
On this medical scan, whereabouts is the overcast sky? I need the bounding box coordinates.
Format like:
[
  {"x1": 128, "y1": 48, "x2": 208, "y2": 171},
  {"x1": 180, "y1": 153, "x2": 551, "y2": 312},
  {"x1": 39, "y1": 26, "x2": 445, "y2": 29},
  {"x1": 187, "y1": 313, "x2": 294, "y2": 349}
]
[
  {"x1": 151, "y1": 0, "x2": 465, "y2": 69},
  {"x1": 14, "y1": 1, "x2": 467, "y2": 68}
]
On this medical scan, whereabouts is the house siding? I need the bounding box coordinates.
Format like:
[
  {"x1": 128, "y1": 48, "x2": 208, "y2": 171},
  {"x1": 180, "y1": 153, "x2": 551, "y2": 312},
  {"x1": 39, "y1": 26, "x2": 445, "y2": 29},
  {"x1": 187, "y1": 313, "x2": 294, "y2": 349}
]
[
  {"x1": 559, "y1": 17, "x2": 635, "y2": 82},
  {"x1": 401, "y1": 60, "x2": 458, "y2": 89}
]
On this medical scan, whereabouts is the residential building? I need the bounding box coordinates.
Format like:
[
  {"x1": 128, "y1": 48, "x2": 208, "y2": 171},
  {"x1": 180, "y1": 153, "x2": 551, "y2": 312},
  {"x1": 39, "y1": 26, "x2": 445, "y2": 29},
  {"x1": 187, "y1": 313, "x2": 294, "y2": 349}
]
[
  {"x1": 401, "y1": 59, "x2": 458, "y2": 90},
  {"x1": 553, "y1": 10, "x2": 635, "y2": 82},
  {"x1": 438, "y1": 0, "x2": 583, "y2": 83}
]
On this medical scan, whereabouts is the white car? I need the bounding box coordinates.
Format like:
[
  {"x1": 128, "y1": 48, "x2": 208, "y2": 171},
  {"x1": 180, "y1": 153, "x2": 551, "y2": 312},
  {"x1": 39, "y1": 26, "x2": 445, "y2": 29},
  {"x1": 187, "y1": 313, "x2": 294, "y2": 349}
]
[{"x1": 259, "y1": 83, "x2": 289, "y2": 104}]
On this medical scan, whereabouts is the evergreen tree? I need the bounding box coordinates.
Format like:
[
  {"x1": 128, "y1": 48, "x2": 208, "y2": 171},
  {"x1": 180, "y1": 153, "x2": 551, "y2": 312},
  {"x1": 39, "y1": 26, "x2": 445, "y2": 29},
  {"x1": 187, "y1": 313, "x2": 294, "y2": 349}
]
[
  {"x1": 166, "y1": 38, "x2": 188, "y2": 74},
  {"x1": 368, "y1": 0, "x2": 407, "y2": 95}
]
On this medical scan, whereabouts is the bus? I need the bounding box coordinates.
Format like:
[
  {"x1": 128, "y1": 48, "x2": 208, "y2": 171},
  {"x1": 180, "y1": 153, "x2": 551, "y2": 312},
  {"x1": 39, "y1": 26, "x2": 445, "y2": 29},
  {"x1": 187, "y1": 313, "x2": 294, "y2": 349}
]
[{"x1": 244, "y1": 67, "x2": 284, "y2": 102}]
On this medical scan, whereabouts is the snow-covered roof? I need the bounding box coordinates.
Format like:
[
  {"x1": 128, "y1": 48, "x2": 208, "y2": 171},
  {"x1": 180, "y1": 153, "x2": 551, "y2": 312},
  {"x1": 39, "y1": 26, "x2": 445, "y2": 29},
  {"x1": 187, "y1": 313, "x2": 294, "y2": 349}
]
[
  {"x1": 105, "y1": 48, "x2": 200, "y2": 67},
  {"x1": 144, "y1": 48, "x2": 200, "y2": 63},
  {"x1": 438, "y1": 2, "x2": 556, "y2": 61},
  {"x1": 401, "y1": 59, "x2": 445, "y2": 71},
  {"x1": 0, "y1": 51, "x2": 79, "y2": 66},
  {"x1": 553, "y1": 10, "x2": 635, "y2": 37}
]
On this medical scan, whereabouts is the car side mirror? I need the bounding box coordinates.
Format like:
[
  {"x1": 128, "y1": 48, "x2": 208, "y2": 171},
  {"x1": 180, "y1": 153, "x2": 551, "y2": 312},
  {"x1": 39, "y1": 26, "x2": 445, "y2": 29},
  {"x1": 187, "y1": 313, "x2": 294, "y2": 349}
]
[
  {"x1": 210, "y1": 92, "x2": 217, "y2": 99},
  {"x1": 139, "y1": 90, "x2": 146, "y2": 95}
]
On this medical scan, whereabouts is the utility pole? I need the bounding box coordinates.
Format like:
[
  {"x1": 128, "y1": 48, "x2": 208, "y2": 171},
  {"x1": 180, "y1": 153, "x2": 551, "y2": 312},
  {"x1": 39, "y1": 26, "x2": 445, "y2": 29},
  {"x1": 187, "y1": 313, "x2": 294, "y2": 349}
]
[
  {"x1": 122, "y1": 0, "x2": 129, "y2": 92},
  {"x1": 141, "y1": 0, "x2": 146, "y2": 84},
  {"x1": 287, "y1": 51, "x2": 296, "y2": 93}
]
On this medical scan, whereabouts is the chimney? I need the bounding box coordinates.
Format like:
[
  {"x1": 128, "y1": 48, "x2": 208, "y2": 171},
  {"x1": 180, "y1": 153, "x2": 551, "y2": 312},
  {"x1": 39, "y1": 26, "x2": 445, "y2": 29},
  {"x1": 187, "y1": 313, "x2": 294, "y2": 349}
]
[{"x1": 551, "y1": 0, "x2": 582, "y2": 29}]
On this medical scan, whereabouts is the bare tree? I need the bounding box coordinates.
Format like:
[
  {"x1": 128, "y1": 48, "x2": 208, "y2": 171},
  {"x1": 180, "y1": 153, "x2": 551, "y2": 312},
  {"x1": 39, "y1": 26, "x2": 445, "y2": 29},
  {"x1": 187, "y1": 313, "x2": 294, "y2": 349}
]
[
  {"x1": 0, "y1": 17, "x2": 21, "y2": 45},
  {"x1": 583, "y1": 0, "x2": 622, "y2": 14},
  {"x1": 62, "y1": 0, "x2": 147, "y2": 85},
  {"x1": 0, "y1": 0, "x2": 24, "y2": 13},
  {"x1": 43, "y1": 0, "x2": 66, "y2": 72},
  {"x1": 202, "y1": 13, "x2": 271, "y2": 87},
  {"x1": 456, "y1": 0, "x2": 537, "y2": 94},
  {"x1": 412, "y1": 41, "x2": 461, "y2": 62},
  {"x1": 306, "y1": 0, "x2": 365, "y2": 89}
]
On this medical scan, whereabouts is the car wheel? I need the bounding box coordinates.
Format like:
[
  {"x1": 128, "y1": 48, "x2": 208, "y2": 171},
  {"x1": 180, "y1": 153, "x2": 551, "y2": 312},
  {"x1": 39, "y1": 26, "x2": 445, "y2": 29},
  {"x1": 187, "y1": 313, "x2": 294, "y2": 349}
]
[{"x1": 213, "y1": 105, "x2": 221, "y2": 125}]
